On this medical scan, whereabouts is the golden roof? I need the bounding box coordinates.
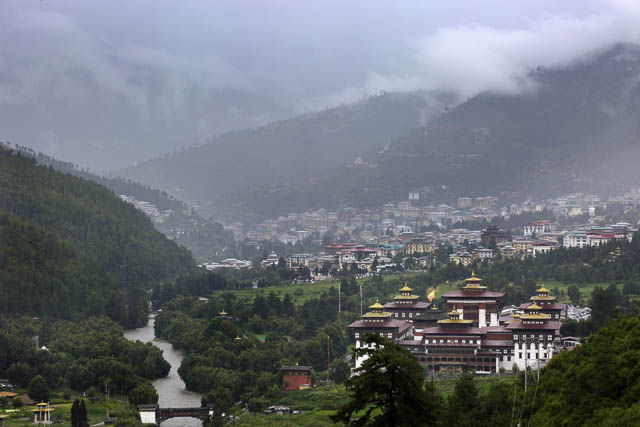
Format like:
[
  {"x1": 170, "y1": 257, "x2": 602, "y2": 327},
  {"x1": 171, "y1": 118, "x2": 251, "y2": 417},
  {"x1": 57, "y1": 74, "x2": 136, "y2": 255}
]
[
  {"x1": 362, "y1": 311, "x2": 393, "y2": 318},
  {"x1": 526, "y1": 303, "x2": 543, "y2": 310},
  {"x1": 465, "y1": 271, "x2": 482, "y2": 283},
  {"x1": 36, "y1": 402, "x2": 49, "y2": 407},
  {"x1": 520, "y1": 313, "x2": 550, "y2": 320},
  {"x1": 399, "y1": 284, "x2": 414, "y2": 292},
  {"x1": 219, "y1": 308, "x2": 228, "y2": 316},
  {"x1": 234, "y1": 335, "x2": 242, "y2": 341},
  {"x1": 531, "y1": 295, "x2": 555, "y2": 301},
  {"x1": 536, "y1": 286, "x2": 550, "y2": 293},
  {"x1": 368, "y1": 299, "x2": 385, "y2": 309},
  {"x1": 439, "y1": 319, "x2": 472, "y2": 324},
  {"x1": 447, "y1": 310, "x2": 461, "y2": 316},
  {"x1": 393, "y1": 294, "x2": 420, "y2": 300}
]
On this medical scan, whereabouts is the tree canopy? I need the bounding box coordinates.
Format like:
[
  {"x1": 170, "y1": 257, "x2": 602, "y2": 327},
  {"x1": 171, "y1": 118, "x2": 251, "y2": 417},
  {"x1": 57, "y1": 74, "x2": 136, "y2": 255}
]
[{"x1": 332, "y1": 334, "x2": 440, "y2": 426}]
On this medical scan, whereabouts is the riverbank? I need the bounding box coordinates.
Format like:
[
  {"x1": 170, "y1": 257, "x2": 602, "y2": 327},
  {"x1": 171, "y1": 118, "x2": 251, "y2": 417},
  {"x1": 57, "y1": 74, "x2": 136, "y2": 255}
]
[{"x1": 123, "y1": 316, "x2": 203, "y2": 426}]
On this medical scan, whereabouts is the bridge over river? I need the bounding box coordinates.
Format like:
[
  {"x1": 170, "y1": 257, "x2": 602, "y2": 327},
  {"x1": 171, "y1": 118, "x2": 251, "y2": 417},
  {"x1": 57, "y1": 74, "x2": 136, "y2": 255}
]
[{"x1": 138, "y1": 405, "x2": 213, "y2": 425}]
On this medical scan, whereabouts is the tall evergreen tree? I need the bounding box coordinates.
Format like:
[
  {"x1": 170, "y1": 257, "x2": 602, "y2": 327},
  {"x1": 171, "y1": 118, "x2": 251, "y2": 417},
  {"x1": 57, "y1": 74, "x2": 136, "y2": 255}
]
[
  {"x1": 446, "y1": 373, "x2": 480, "y2": 427},
  {"x1": 332, "y1": 334, "x2": 440, "y2": 426}
]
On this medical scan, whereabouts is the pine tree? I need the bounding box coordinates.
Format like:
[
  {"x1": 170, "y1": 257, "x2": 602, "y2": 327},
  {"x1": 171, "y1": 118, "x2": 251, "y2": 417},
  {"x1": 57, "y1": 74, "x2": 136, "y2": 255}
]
[{"x1": 332, "y1": 334, "x2": 441, "y2": 426}]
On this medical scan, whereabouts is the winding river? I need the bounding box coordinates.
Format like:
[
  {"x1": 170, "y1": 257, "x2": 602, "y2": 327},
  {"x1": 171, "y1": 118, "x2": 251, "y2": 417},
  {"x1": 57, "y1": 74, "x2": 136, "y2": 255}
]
[{"x1": 124, "y1": 316, "x2": 204, "y2": 426}]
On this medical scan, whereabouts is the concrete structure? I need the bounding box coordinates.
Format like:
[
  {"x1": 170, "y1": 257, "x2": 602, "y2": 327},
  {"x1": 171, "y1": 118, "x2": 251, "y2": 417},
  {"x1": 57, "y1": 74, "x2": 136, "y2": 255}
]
[
  {"x1": 138, "y1": 405, "x2": 213, "y2": 425},
  {"x1": 520, "y1": 286, "x2": 566, "y2": 321},
  {"x1": 523, "y1": 221, "x2": 555, "y2": 237}
]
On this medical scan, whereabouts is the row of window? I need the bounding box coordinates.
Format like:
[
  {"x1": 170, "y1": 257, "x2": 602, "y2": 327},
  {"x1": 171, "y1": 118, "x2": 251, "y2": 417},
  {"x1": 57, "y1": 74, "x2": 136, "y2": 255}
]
[
  {"x1": 355, "y1": 332, "x2": 393, "y2": 339},
  {"x1": 514, "y1": 334, "x2": 553, "y2": 341},
  {"x1": 394, "y1": 312, "x2": 415, "y2": 318},
  {"x1": 425, "y1": 338, "x2": 481, "y2": 344},
  {"x1": 518, "y1": 351, "x2": 548, "y2": 359}
]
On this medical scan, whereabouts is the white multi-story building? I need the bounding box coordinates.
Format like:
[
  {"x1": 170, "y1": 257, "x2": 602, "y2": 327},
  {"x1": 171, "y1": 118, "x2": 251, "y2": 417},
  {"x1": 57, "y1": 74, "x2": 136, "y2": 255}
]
[
  {"x1": 564, "y1": 230, "x2": 589, "y2": 248},
  {"x1": 508, "y1": 303, "x2": 560, "y2": 370}
]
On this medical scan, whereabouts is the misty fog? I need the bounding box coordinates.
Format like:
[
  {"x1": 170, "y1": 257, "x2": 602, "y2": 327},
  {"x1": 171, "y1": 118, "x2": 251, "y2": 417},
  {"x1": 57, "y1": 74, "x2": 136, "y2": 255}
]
[{"x1": 3, "y1": 0, "x2": 640, "y2": 171}]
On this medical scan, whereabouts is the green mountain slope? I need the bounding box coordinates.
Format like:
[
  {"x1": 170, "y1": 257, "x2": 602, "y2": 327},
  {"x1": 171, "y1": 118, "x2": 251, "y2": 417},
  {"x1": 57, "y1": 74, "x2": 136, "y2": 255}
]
[
  {"x1": 0, "y1": 145, "x2": 194, "y2": 326},
  {"x1": 531, "y1": 314, "x2": 640, "y2": 425},
  {"x1": 29, "y1": 148, "x2": 237, "y2": 261}
]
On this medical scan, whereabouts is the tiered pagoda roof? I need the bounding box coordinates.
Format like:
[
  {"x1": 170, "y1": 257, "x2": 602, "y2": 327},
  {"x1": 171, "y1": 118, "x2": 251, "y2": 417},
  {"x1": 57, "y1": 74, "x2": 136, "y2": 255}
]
[
  {"x1": 349, "y1": 300, "x2": 413, "y2": 331},
  {"x1": 361, "y1": 299, "x2": 393, "y2": 319},
  {"x1": 443, "y1": 272, "x2": 505, "y2": 299},
  {"x1": 385, "y1": 284, "x2": 430, "y2": 309},
  {"x1": 521, "y1": 285, "x2": 566, "y2": 312},
  {"x1": 437, "y1": 310, "x2": 473, "y2": 325}
]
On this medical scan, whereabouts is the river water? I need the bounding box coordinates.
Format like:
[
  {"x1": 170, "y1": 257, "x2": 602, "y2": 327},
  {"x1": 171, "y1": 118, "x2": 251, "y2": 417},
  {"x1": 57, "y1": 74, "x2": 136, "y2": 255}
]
[{"x1": 123, "y1": 316, "x2": 204, "y2": 426}]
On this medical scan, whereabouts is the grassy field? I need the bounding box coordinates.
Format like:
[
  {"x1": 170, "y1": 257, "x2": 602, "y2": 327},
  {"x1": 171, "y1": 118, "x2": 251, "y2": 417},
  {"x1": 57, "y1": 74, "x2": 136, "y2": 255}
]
[
  {"x1": 0, "y1": 392, "x2": 130, "y2": 427},
  {"x1": 232, "y1": 375, "x2": 517, "y2": 426},
  {"x1": 431, "y1": 373, "x2": 516, "y2": 396},
  {"x1": 234, "y1": 384, "x2": 348, "y2": 426},
  {"x1": 212, "y1": 273, "x2": 427, "y2": 307},
  {"x1": 543, "y1": 280, "x2": 621, "y2": 305}
]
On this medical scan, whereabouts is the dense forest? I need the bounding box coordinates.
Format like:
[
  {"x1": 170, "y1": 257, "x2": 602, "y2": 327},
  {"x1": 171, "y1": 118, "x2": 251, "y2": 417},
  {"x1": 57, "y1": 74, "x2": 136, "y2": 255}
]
[
  {"x1": 0, "y1": 145, "x2": 194, "y2": 327},
  {"x1": 0, "y1": 316, "x2": 169, "y2": 400},
  {"x1": 12, "y1": 144, "x2": 237, "y2": 261}
]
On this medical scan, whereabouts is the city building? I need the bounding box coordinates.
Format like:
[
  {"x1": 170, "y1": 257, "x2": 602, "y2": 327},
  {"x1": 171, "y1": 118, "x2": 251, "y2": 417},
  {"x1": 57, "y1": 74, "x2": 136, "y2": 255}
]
[
  {"x1": 404, "y1": 239, "x2": 434, "y2": 255},
  {"x1": 523, "y1": 221, "x2": 556, "y2": 237},
  {"x1": 481, "y1": 225, "x2": 510, "y2": 246}
]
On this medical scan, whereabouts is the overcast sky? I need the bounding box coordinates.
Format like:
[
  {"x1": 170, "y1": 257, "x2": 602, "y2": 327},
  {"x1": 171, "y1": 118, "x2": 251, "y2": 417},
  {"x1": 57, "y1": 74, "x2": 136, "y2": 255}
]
[{"x1": 2, "y1": 0, "x2": 640, "y2": 170}]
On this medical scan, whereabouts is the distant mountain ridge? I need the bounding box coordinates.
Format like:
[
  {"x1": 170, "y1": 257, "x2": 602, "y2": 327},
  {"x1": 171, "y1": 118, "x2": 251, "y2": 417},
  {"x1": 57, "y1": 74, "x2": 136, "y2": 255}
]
[
  {"x1": 121, "y1": 44, "x2": 640, "y2": 222},
  {"x1": 118, "y1": 91, "x2": 456, "y2": 215},
  {"x1": 211, "y1": 44, "x2": 640, "y2": 220}
]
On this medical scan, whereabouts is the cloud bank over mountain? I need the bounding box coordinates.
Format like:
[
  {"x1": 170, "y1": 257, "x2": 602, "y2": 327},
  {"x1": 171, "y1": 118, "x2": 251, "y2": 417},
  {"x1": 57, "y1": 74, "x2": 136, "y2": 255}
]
[{"x1": 1, "y1": 0, "x2": 639, "y2": 169}]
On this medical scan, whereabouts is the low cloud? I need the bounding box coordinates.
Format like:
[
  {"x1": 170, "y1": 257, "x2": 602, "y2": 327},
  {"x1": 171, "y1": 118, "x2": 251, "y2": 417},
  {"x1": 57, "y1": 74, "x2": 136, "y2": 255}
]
[
  {"x1": 302, "y1": 1, "x2": 640, "y2": 110},
  {"x1": 2, "y1": 0, "x2": 640, "y2": 168}
]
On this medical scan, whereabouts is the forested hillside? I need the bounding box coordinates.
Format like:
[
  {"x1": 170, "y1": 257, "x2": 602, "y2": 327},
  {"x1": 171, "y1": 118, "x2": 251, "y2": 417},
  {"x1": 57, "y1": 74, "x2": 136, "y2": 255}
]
[
  {"x1": 0, "y1": 145, "x2": 194, "y2": 326},
  {"x1": 531, "y1": 314, "x2": 640, "y2": 425},
  {"x1": 27, "y1": 147, "x2": 237, "y2": 261}
]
